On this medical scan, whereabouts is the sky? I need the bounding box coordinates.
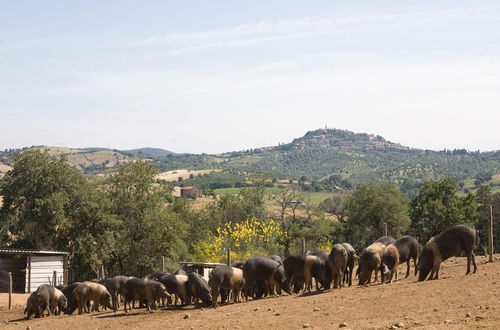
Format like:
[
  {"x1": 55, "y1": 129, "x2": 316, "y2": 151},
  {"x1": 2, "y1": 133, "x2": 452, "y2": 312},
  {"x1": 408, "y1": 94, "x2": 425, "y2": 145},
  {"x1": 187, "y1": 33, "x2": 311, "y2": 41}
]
[{"x1": 1, "y1": 0, "x2": 499, "y2": 153}]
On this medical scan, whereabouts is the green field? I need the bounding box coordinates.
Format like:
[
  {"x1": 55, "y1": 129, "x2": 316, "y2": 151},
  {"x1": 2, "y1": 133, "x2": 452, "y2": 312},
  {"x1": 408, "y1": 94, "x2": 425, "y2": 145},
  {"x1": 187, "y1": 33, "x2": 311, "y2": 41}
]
[
  {"x1": 214, "y1": 187, "x2": 280, "y2": 195},
  {"x1": 304, "y1": 192, "x2": 339, "y2": 203},
  {"x1": 460, "y1": 174, "x2": 500, "y2": 195},
  {"x1": 213, "y1": 187, "x2": 244, "y2": 195}
]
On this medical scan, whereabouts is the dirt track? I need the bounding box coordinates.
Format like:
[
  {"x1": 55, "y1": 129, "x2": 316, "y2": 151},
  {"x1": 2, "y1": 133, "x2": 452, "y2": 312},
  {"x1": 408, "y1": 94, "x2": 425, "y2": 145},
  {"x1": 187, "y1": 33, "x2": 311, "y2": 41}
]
[{"x1": 1, "y1": 256, "x2": 499, "y2": 329}]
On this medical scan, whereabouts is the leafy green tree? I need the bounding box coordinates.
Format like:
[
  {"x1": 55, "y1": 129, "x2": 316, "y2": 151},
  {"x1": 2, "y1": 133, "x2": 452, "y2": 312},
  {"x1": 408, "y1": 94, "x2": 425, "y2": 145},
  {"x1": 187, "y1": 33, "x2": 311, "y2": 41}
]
[
  {"x1": 302, "y1": 217, "x2": 344, "y2": 251},
  {"x1": 0, "y1": 149, "x2": 88, "y2": 249},
  {"x1": 318, "y1": 196, "x2": 347, "y2": 222},
  {"x1": 492, "y1": 193, "x2": 500, "y2": 252},
  {"x1": 203, "y1": 188, "x2": 216, "y2": 198},
  {"x1": 170, "y1": 197, "x2": 219, "y2": 260},
  {"x1": 409, "y1": 177, "x2": 480, "y2": 244},
  {"x1": 107, "y1": 161, "x2": 188, "y2": 274},
  {"x1": 474, "y1": 172, "x2": 493, "y2": 188},
  {"x1": 474, "y1": 186, "x2": 500, "y2": 254},
  {"x1": 66, "y1": 185, "x2": 119, "y2": 279},
  {"x1": 0, "y1": 149, "x2": 117, "y2": 279},
  {"x1": 274, "y1": 187, "x2": 307, "y2": 255},
  {"x1": 216, "y1": 187, "x2": 267, "y2": 225},
  {"x1": 174, "y1": 186, "x2": 269, "y2": 260},
  {"x1": 345, "y1": 182, "x2": 410, "y2": 251}
]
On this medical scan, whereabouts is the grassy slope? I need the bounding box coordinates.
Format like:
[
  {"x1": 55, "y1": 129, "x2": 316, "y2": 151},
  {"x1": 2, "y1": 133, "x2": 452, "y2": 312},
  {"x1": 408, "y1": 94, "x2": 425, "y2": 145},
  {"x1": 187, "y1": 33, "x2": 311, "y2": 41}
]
[
  {"x1": 34, "y1": 147, "x2": 136, "y2": 172},
  {"x1": 213, "y1": 187, "x2": 338, "y2": 204}
]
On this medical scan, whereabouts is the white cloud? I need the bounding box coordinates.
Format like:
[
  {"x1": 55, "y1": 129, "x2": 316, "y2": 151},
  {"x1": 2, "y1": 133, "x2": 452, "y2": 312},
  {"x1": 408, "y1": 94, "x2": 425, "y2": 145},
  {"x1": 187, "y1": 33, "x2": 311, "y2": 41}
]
[{"x1": 126, "y1": 5, "x2": 499, "y2": 56}]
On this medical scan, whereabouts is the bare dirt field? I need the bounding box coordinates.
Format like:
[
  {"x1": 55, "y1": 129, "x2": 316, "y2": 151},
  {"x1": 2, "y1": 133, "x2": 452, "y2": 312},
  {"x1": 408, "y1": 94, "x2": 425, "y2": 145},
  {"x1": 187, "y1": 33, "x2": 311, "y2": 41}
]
[
  {"x1": 38, "y1": 147, "x2": 86, "y2": 156},
  {"x1": 0, "y1": 163, "x2": 12, "y2": 177},
  {"x1": 1, "y1": 256, "x2": 499, "y2": 330},
  {"x1": 156, "y1": 169, "x2": 221, "y2": 182}
]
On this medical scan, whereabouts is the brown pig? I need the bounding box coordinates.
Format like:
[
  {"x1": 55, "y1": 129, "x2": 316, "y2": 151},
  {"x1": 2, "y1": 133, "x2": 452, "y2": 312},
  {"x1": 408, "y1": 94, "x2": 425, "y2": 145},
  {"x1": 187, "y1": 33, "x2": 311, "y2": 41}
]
[
  {"x1": 74, "y1": 281, "x2": 113, "y2": 314},
  {"x1": 381, "y1": 245, "x2": 400, "y2": 283},
  {"x1": 357, "y1": 242, "x2": 386, "y2": 285},
  {"x1": 328, "y1": 244, "x2": 348, "y2": 289}
]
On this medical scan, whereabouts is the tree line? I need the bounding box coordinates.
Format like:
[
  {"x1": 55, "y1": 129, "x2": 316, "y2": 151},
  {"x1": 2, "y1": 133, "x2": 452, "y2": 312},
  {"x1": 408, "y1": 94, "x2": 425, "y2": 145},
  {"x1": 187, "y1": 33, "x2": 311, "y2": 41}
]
[{"x1": 0, "y1": 150, "x2": 498, "y2": 281}]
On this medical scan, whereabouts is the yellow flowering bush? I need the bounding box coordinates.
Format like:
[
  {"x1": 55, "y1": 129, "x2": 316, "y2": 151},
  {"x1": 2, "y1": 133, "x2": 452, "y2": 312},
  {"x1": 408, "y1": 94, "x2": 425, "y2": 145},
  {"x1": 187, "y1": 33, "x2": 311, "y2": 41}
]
[
  {"x1": 318, "y1": 240, "x2": 333, "y2": 253},
  {"x1": 192, "y1": 218, "x2": 284, "y2": 263}
]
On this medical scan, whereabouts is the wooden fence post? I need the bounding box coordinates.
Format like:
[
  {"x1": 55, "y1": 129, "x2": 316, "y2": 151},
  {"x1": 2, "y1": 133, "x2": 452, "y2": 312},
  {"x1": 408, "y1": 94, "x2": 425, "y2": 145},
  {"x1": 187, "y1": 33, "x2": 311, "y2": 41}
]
[
  {"x1": 27, "y1": 254, "x2": 32, "y2": 293},
  {"x1": 301, "y1": 238, "x2": 306, "y2": 254},
  {"x1": 383, "y1": 222, "x2": 388, "y2": 237},
  {"x1": 53, "y1": 270, "x2": 57, "y2": 286},
  {"x1": 227, "y1": 248, "x2": 231, "y2": 266},
  {"x1": 8, "y1": 272, "x2": 12, "y2": 309},
  {"x1": 161, "y1": 256, "x2": 165, "y2": 272},
  {"x1": 488, "y1": 205, "x2": 494, "y2": 262}
]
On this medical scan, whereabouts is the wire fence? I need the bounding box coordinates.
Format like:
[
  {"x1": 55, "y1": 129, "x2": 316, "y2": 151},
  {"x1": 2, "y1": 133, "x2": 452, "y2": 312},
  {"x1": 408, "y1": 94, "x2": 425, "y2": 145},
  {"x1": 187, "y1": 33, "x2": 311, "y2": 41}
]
[
  {"x1": 0, "y1": 270, "x2": 9, "y2": 292},
  {"x1": 0, "y1": 270, "x2": 13, "y2": 310},
  {"x1": 0, "y1": 269, "x2": 25, "y2": 293},
  {"x1": 68, "y1": 264, "x2": 163, "y2": 283}
]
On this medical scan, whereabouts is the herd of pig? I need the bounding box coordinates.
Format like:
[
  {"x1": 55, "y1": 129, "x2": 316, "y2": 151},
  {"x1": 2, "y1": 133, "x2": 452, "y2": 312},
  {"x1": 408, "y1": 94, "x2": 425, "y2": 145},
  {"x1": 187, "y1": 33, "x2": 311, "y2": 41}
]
[{"x1": 23, "y1": 224, "x2": 479, "y2": 319}]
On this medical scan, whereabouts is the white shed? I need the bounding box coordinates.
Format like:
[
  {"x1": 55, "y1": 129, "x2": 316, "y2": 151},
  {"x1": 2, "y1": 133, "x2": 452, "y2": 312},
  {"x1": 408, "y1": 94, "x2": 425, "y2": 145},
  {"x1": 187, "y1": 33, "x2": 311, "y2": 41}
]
[
  {"x1": 178, "y1": 261, "x2": 226, "y2": 282},
  {"x1": 0, "y1": 249, "x2": 69, "y2": 293}
]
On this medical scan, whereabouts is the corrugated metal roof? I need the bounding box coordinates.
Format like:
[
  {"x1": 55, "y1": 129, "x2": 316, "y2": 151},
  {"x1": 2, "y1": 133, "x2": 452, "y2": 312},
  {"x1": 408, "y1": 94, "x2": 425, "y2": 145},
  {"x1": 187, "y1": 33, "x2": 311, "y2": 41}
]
[{"x1": 0, "y1": 248, "x2": 70, "y2": 255}]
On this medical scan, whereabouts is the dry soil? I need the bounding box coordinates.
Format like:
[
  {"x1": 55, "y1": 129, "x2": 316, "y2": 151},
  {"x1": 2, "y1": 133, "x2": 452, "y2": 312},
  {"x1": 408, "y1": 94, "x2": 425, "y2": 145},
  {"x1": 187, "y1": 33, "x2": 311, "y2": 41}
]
[{"x1": 1, "y1": 255, "x2": 499, "y2": 330}]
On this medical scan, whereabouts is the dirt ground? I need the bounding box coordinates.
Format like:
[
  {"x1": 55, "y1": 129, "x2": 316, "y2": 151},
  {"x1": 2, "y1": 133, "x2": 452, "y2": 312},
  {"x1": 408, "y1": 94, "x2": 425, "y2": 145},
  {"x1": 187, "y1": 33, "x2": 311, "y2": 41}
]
[
  {"x1": 1, "y1": 255, "x2": 499, "y2": 330},
  {"x1": 0, "y1": 164, "x2": 12, "y2": 178},
  {"x1": 156, "y1": 169, "x2": 221, "y2": 182}
]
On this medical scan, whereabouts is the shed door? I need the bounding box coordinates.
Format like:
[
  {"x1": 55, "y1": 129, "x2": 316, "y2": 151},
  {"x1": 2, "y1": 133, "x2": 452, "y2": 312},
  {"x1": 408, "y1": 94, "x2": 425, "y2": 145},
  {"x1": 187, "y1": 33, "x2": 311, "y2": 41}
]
[{"x1": 26, "y1": 255, "x2": 64, "y2": 292}]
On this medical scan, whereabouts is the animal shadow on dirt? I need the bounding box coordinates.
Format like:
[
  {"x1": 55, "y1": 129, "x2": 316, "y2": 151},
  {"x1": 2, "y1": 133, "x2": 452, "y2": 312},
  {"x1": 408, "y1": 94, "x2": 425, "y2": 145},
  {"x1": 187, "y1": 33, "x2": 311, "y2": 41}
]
[
  {"x1": 96, "y1": 311, "x2": 143, "y2": 319},
  {"x1": 299, "y1": 289, "x2": 328, "y2": 298}
]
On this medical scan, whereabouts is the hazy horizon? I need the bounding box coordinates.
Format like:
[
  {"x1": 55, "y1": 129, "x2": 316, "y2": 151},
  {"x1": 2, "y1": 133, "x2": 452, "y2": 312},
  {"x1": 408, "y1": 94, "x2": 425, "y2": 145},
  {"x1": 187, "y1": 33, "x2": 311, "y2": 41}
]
[
  {"x1": 2, "y1": 0, "x2": 499, "y2": 153},
  {"x1": 4, "y1": 125, "x2": 498, "y2": 155}
]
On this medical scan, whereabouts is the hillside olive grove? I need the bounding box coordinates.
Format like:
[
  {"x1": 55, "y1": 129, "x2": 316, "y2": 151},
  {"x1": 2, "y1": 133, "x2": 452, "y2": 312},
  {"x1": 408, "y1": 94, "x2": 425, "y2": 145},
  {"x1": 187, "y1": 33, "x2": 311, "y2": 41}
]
[{"x1": 2, "y1": 129, "x2": 499, "y2": 193}]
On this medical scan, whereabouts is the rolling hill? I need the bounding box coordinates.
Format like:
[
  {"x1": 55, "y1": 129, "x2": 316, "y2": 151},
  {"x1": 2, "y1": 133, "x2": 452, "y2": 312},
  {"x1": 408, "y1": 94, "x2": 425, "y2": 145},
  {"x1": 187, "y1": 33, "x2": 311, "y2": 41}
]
[
  {"x1": 152, "y1": 128, "x2": 500, "y2": 189},
  {"x1": 122, "y1": 147, "x2": 177, "y2": 157},
  {"x1": 0, "y1": 146, "x2": 140, "y2": 175},
  {"x1": 1, "y1": 129, "x2": 499, "y2": 190}
]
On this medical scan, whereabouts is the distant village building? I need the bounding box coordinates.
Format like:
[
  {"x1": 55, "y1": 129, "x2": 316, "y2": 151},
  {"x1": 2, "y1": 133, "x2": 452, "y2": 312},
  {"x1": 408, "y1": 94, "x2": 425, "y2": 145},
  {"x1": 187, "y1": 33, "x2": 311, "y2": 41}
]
[
  {"x1": 180, "y1": 186, "x2": 203, "y2": 198},
  {"x1": 172, "y1": 186, "x2": 182, "y2": 198}
]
